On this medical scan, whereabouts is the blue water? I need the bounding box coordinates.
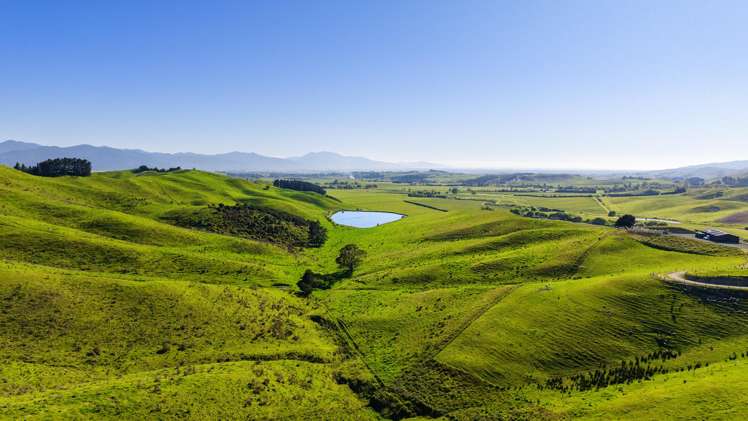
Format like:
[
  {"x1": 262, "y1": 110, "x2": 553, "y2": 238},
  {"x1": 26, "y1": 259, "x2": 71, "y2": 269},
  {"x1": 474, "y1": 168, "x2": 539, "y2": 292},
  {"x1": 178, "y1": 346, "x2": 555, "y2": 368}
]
[{"x1": 330, "y1": 211, "x2": 404, "y2": 228}]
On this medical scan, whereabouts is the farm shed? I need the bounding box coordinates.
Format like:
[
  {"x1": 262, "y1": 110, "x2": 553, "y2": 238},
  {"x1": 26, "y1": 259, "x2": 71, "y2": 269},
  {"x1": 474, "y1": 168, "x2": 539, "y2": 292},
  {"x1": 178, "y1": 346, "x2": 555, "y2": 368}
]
[{"x1": 695, "y1": 229, "x2": 741, "y2": 244}]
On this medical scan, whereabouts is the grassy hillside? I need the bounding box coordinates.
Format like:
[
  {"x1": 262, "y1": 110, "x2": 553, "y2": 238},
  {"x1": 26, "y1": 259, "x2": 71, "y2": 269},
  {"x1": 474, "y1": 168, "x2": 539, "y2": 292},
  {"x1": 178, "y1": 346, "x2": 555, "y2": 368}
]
[
  {"x1": 605, "y1": 187, "x2": 748, "y2": 236},
  {"x1": 3, "y1": 166, "x2": 748, "y2": 419},
  {"x1": 311, "y1": 188, "x2": 748, "y2": 417},
  {"x1": 0, "y1": 167, "x2": 380, "y2": 419},
  {"x1": 0, "y1": 166, "x2": 344, "y2": 284},
  {"x1": 443, "y1": 358, "x2": 748, "y2": 420},
  {"x1": 0, "y1": 360, "x2": 376, "y2": 420}
]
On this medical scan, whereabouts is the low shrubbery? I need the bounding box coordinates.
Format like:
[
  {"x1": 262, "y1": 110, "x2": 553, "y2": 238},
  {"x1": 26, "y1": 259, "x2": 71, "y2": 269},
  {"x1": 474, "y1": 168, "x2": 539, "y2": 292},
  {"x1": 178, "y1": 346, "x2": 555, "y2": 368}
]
[
  {"x1": 162, "y1": 203, "x2": 327, "y2": 248},
  {"x1": 544, "y1": 350, "x2": 681, "y2": 392}
]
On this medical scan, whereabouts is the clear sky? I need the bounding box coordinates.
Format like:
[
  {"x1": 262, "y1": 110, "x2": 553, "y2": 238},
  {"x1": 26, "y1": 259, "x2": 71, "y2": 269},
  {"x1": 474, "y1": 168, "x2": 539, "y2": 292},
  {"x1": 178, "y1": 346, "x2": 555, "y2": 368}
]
[{"x1": 1, "y1": 0, "x2": 747, "y2": 170}]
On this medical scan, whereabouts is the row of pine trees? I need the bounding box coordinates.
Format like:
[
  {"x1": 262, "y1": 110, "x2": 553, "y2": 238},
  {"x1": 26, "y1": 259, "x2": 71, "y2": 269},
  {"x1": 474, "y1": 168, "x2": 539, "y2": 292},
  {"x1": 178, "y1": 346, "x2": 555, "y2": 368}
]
[{"x1": 14, "y1": 158, "x2": 92, "y2": 177}]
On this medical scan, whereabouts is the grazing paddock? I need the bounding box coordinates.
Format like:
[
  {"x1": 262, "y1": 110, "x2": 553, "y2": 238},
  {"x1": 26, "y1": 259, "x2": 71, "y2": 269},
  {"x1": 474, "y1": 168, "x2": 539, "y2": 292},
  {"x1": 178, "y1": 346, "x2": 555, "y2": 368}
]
[{"x1": 3, "y1": 167, "x2": 748, "y2": 419}]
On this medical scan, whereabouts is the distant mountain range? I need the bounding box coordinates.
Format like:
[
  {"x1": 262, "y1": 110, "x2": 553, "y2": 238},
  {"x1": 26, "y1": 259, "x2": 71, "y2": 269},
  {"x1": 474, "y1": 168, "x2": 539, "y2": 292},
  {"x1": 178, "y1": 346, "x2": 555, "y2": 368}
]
[
  {"x1": 0, "y1": 140, "x2": 439, "y2": 173},
  {"x1": 2, "y1": 140, "x2": 746, "y2": 178},
  {"x1": 642, "y1": 161, "x2": 748, "y2": 180}
]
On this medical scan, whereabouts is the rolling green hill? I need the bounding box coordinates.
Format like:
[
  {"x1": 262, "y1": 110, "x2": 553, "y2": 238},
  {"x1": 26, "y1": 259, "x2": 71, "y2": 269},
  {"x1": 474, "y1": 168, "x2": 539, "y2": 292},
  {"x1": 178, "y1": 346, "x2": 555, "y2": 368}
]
[{"x1": 2, "y1": 166, "x2": 748, "y2": 419}]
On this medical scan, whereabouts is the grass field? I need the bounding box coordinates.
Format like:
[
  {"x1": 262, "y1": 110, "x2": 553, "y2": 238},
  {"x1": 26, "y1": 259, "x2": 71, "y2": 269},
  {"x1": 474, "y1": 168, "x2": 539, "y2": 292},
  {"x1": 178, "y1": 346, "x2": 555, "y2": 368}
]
[
  {"x1": 2, "y1": 166, "x2": 748, "y2": 419},
  {"x1": 605, "y1": 187, "x2": 748, "y2": 235}
]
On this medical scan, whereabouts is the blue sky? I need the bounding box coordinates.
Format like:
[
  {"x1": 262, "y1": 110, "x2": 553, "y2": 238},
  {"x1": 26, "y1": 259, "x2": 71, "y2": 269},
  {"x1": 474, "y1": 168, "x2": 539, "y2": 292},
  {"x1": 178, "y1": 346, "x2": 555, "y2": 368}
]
[{"x1": 1, "y1": 0, "x2": 747, "y2": 170}]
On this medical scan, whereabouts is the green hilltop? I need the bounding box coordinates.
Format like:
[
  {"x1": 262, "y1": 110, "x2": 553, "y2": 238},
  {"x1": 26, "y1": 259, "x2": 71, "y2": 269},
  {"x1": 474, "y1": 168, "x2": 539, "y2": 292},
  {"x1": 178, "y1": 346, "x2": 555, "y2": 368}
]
[{"x1": 1, "y1": 166, "x2": 748, "y2": 419}]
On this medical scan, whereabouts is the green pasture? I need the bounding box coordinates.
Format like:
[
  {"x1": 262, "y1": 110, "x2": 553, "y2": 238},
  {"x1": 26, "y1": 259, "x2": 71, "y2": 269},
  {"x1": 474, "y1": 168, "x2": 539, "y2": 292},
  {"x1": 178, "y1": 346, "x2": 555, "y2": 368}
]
[{"x1": 2, "y1": 165, "x2": 748, "y2": 419}]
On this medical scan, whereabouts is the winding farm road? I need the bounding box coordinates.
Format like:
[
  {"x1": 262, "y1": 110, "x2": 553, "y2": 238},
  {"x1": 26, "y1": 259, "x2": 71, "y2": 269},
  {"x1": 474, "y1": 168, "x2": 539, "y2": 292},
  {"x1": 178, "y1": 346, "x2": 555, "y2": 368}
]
[{"x1": 663, "y1": 271, "x2": 748, "y2": 291}]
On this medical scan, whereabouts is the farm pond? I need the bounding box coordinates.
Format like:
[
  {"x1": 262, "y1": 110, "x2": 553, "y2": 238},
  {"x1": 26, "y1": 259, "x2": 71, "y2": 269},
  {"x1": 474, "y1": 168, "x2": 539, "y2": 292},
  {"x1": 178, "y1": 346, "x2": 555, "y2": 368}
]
[{"x1": 330, "y1": 211, "x2": 404, "y2": 228}]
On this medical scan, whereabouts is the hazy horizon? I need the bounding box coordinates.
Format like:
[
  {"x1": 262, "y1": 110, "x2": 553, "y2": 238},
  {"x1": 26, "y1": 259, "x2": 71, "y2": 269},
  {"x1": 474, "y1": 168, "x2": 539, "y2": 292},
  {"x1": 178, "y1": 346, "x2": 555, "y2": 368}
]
[
  {"x1": 2, "y1": 1, "x2": 747, "y2": 171},
  {"x1": 6, "y1": 138, "x2": 742, "y2": 173}
]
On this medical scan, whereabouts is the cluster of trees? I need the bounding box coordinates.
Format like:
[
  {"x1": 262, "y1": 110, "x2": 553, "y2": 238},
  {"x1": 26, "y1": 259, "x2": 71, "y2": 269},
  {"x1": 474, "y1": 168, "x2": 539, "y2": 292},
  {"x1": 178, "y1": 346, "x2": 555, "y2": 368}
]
[
  {"x1": 297, "y1": 244, "x2": 366, "y2": 296},
  {"x1": 14, "y1": 158, "x2": 92, "y2": 177},
  {"x1": 407, "y1": 190, "x2": 447, "y2": 199},
  {"x1": 605, "y1": 180, "x2": 678, "y2": 192},
  {"x1": 326, "y1": 180, "x2": 378, "y2": 189},
  {"x1": 668, "y1": 187, "x2": 687, "y2": 194},
  {"x1": 351, "y1": 171, "x2": 385, "y2": 180},
  {"x1": 510, "y1": 207, "x2": 583, "y2": 223},
  {"x1": 511, "y1": 206, "x2": 622, "y2": 226},
  {"x1": 721, "y1": 176, "x2": 748, "y2": 187},
  {"x1": 606, "y1": 186, "x2": 686, "y2": 197},
  {"x1": 391, "y1": 173, "x2": 431, "y2": 184},
  {"x1": 132, "y1": 165, "x2": 181, "y2": 174},
  {"x1": 273, "y1": 179, "x2": 326, "y2": 195},
  {"x1": 544, "y1": 350, "x2": 682, "y2": 392},
  {"x1": 555, "y1": 187, "x2": 597, "y2": 194},
  {"x1": 335, "y1": 244, "x2": 367, "y2": 273},
  {"x1": 463, "y1": 174, "x2": 518, "y2": 186},
  {"x1": 607, "y1": 189, "x2": 661, "y2": 197},
  {"x1": 164, "y1": 203, "x2": 327, "y2": 248},
  {"x1": 463, "y1": 173, "x2": 570, "y2": 187},
  {"x1": 614, "y1": 214, "x2": 636, "y2": 228}
]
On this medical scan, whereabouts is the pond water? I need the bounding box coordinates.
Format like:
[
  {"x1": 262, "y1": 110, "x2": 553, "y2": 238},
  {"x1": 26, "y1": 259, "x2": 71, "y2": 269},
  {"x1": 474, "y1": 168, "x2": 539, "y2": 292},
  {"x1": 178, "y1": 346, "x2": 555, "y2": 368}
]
[{"x1": 330, "y1": 211, "x2": 404, "y2": 228}]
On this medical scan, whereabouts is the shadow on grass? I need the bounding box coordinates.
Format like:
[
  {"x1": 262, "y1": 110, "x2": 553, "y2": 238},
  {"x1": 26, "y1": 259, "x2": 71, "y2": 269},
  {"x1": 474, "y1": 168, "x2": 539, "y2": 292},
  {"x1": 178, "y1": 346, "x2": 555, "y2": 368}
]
[{"x1": 296, "y1": 269, "x2": 352, "y2": 297}]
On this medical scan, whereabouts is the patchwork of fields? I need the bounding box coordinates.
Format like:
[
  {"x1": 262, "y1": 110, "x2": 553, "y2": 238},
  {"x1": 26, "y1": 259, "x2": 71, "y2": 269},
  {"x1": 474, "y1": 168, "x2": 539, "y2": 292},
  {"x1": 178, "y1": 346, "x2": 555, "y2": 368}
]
[{"x1": 1, "y1": 166, "x2": 748, "y2": 419}]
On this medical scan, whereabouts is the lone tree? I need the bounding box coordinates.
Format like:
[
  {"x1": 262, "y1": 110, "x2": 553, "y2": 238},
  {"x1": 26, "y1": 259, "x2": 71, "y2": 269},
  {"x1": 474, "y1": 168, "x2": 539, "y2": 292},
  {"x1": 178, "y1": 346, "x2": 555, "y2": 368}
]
[
  {"x1": 336, "y1": 244, "x2": 366, "y2": 274},
  {"x1": 307, "y1": 221, "x2": 328, "y2": 248},
  {"x1": 615, "y1": 214, "x2": 636, "y2": 229}
]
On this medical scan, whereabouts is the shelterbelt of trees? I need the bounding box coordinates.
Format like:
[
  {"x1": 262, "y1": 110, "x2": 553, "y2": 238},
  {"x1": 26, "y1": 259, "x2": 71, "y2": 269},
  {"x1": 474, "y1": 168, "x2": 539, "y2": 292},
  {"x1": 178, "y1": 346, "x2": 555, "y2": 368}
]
[
  {"x1": 14, "y1": 157, "x2": 92, "y2": 177},
  {"x1": 273, "y1": 178, "x2": 327, "y2": 195}
]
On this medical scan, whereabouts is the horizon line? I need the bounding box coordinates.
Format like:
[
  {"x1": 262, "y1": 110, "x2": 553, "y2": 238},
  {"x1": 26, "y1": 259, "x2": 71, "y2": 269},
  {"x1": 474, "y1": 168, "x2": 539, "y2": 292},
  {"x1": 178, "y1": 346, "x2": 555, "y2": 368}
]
[{"x1": 2, "y1": 138, "x2": 745, "y2": 174}]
